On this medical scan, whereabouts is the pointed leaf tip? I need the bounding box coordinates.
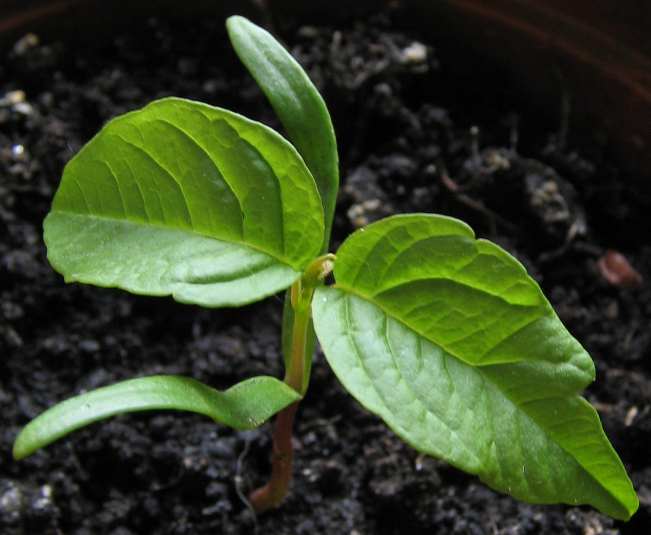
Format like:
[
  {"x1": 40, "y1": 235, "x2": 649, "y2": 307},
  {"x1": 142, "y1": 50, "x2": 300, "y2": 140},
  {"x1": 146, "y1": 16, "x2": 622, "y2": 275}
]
[{"x1": 313, "y1": 213, "x2": 638, "y2": 520}]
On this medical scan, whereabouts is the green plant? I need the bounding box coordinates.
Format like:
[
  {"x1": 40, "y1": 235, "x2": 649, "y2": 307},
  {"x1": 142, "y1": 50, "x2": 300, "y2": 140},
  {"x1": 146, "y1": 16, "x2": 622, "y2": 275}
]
[{"x1": 13, "y1": 15, "x2": 638, "y2": 521}]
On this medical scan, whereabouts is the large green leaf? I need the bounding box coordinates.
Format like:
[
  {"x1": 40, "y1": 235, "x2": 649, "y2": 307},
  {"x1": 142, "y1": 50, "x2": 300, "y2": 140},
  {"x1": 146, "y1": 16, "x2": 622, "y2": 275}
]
[
  {"x1": 13, "y1": 375, "x2": 301, "y2": 460},
  {"x1": 312, "y1": 214, "x2": 638, "y2": 520},
  {"x1": 226, "y1": 15, "x2": 339, "y2": 254},
  {"x1": 45, "y1": 97, "x2": 324, "y2": 307}
]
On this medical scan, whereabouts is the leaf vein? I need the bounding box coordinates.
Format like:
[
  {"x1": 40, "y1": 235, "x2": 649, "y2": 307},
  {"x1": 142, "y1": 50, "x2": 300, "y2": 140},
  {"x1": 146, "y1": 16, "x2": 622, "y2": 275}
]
[
  {"x1": 117, "y1": 136, "x2": 194, "y2": 227},
  {"x1": 153, "y1": 118, "x2": 245, "y2": 236}
]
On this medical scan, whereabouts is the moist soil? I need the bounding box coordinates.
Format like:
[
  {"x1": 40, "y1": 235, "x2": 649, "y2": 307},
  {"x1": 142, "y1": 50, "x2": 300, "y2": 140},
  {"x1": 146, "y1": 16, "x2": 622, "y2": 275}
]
[{"x1": 1, "y1": 9, "x2": 651, "y2": 535}]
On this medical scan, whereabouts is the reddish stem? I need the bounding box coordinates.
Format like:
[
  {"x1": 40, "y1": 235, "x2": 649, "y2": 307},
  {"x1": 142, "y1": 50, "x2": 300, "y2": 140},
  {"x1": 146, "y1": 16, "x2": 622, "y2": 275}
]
[
  {"x1": 248, "y1": 401, "x2": 299, "y2": 513},
  {"x1": 247, "y1": 258, "x2": 333, "y2": 513}
]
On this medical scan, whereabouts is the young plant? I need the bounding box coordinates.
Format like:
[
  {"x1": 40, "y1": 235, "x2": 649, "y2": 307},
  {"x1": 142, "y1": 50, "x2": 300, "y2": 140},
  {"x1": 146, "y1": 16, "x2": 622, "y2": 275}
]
[{"x1": 13, "y1": 16, "x2": 638, "y2": 521}]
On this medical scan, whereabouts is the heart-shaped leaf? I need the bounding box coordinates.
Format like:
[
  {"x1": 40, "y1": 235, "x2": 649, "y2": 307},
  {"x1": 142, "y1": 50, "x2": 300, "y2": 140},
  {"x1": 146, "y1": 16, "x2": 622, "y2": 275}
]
[
  {"x1": 312, "y1": 214, "x2": 638, "y2": 520},
  {"x1": 45, "y1": 97, "x2": 324, "y2": 307},
  {"x1": 13, "y1": 375, "x2": 301, "y2": 460}
]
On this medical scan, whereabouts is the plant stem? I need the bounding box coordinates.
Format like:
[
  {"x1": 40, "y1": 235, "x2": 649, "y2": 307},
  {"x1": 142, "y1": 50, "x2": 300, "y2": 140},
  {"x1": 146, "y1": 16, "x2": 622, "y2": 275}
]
[
  {"x1": 247, "y1": 401, "x2": 298, "y2": 513},
  {"x1": 248, "y1": 256, "x2": 334, "y2": 513},
  {"x1": 248, "y1": 282, "x2": 311, "y2": 513},
  {"x1": 287, "y1": 297, "x2": 310, "y2": 393}
]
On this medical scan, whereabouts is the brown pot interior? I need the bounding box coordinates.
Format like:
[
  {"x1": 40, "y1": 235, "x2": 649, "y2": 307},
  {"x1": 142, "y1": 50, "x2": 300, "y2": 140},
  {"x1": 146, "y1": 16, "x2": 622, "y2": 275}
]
[{"x1": 1, "y1": 0, "x2": 651, "y2": 196}]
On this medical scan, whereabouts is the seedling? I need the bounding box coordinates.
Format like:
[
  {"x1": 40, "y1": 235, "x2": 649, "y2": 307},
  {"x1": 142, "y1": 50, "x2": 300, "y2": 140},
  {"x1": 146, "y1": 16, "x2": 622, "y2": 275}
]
[{"x1": 13, "y1": 16, "x2": 638, "y2": 521}]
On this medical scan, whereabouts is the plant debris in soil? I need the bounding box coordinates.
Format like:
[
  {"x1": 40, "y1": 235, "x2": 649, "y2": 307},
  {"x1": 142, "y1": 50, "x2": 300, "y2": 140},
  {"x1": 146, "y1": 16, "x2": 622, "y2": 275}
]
[{"x1": 1, "y1": 9, "x2": 650, "y2": 535}]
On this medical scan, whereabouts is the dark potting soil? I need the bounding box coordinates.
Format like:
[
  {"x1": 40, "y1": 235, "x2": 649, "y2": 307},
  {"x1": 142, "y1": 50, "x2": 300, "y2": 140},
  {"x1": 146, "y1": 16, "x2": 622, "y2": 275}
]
[{"x1": 2, "y1": 9, "x2": 651, "y2": 535}]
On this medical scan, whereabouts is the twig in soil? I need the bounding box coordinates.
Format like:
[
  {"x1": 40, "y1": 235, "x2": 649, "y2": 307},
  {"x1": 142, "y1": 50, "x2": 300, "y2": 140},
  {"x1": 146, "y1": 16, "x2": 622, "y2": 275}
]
[
  {"x1": 536, "y1": 217, "x2": 588, "y2": 263},
  {"x1": 235, "y1": 433, "x2": 259, "y2": 535},
  {"x1": 624, "y1": 406, "x2": 638, "y2": 427},
  {"x1": 570, "y1": 241, "x2": 604, "y2": 257},
  {"x1": 298, "y1": 414, "x2": 342, "y2": 432},
  {"x1": 624, "y1": 327, "x2": 636, "y2": 348},
  {"x1": 488, "y1": 518, "x2": 500, "y2": 535},
  {"x1": 450, "y1": 127, "x2": 508, "y2": 192},
  {"x1": 438, "y1": 159, "x2": 519, "y2": 236}
]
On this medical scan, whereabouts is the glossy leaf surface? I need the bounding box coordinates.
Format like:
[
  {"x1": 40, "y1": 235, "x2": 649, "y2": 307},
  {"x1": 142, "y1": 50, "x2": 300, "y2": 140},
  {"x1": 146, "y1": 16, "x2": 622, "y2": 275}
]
[
  {"x1": 227, "y1": 15, "x2": 339, "y2": 254},
  {"x1": 45, "y1": 97, "x2": 324, "y2": 307},
  {"x1": 313, "y1": 214, "x2": 638, "y2": 520},
  {"x1": 13, "y1": 375, "x2": 301, "y2": 460},
  {"x1": 227, "y1": 16, "x2": 338, "y2": 391}
]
